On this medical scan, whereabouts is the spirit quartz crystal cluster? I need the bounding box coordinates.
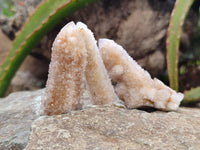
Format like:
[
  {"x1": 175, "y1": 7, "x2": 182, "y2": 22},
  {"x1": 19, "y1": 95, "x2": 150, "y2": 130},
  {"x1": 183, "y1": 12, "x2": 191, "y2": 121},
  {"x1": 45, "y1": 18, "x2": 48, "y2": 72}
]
[{"x1": 40, "y1": 21, "x2": 184, "y2": 115}]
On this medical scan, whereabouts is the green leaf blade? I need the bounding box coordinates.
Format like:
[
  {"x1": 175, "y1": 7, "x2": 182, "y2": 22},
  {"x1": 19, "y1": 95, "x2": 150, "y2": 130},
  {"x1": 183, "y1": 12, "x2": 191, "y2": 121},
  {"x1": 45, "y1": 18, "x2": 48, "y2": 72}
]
[
  {"x1": 0, "y1": 0, "x2": 99, "y2": 97},
  {"x1": 166, "y1": 0, "x2": 194, "y2": 91},
  {"x1": 182, "y1": 87, "x2": 200, "y2": 105}
]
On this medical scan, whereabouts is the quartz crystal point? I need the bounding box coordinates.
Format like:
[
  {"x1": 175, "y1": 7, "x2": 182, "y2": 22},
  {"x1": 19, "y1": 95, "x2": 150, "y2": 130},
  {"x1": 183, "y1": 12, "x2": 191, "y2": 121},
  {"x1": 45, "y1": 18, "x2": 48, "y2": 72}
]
[
  {"x1": 99, "y1": 39, "x2": 184, "y2": 111},
  {"x1": 41, "y1": 22, "x2": 118, "y2": 115},
  {"x1": 40, "y1": 22, "x2": 88, "y2": 115},
  {"x1": 77, "y1": 22, "x2": 118, "y2": 105}
]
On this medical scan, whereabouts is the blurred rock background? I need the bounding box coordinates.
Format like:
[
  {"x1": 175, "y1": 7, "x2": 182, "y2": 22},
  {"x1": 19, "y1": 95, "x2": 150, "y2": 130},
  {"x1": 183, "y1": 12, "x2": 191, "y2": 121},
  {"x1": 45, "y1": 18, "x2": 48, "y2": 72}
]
[{"x1": 0, "y1": 0, "x2": 199, "y2": 95}]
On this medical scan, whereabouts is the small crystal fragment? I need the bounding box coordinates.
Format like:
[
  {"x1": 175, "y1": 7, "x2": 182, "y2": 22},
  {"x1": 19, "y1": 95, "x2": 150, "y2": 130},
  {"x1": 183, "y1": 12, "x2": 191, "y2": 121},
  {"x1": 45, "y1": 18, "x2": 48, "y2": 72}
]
[{"x1": 99, "y1": 39, "x2": 183, "y2": 111}]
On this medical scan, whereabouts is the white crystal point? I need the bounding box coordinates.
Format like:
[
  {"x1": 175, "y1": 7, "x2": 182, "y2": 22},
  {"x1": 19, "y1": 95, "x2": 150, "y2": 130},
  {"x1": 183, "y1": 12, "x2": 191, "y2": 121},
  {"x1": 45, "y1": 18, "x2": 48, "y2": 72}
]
[
  {"x1": 77, "y1": 23, "x2": 119, "y2": 105},
  {"x1": 166, "y1": 93, "x2": 184, "y2": 111},
  {"x1": 99, "y1": 38, "x2": 184, "y2": 111},
  {"x1": 40, "y1": 21, "x2": 88, "y2": 115},
  {"x1": 77, "y1": 21, "x2": 88, "y2": 30}
]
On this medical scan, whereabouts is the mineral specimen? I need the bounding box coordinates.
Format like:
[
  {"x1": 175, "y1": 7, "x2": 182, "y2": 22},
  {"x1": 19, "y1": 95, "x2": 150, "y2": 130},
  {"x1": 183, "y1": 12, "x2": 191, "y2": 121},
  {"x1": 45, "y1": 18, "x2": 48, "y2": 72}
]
[
  {"x1": 77, "y1": 22, "x2": 118, "y2": 105},
  {"x1": 99, "y1": 39, "x2": 184, "y2": 111},
  {"x1": 41, "y1": 21, "x2": 183, "y2": 116},
  {"x1": 40, "y1": 22, "x2": 88, "y2": 115},
  {"x1": 41, "y1": 22, "x2": 118, "y2": 115}
]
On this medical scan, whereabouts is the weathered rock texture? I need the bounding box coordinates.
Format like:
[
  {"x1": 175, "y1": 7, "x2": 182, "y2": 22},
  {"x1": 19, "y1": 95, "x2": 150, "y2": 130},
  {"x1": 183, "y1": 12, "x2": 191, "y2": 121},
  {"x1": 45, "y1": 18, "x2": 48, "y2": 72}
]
[
  {"x1": 0, "y1": 89, "x2": 43, "y2": 150},
  {"x1": 26, "y1": 105, "x2": 200, "y2": 150},
  {"x1": 0, "y1": 0, "x2": 42, "y2": 40},
  {"x1": 0, "y1": 89, "x2": 200, "y2": 150}
]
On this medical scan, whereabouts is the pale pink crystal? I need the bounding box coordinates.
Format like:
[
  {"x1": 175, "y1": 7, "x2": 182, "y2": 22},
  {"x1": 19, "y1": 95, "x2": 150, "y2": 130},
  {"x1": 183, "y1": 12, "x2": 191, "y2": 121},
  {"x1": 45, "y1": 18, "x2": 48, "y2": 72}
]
[
  {"x1": 41, "y1": 21, "x2": 183, "y2": 116},
  {"x1": 41, "y1": 22, "x2": 118, "y2": 115},
  {"x1": 99, "y1": 39, "x2": 184, "y2": 111},
  {"x1": 40, "y1": 22, "x2": 87, "y2": 115},
  {"x1": 77, "y1": 22, "x2": 118, "y2": 105}
]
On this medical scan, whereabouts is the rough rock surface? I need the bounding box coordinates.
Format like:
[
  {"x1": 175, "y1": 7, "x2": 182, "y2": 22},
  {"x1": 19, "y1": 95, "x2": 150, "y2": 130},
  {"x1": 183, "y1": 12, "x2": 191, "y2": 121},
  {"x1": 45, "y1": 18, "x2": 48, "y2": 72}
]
[
  {"x1": 0, "y1": 0, "x2": 42, "y2": 40},
  {"x1": 0, "y1": 89, "x2": 43, "y2": 150},
  {"x1": 0, "y1": 89, "x2": 200, "y2": 150},
  {"x1": 5, "y1": 55, "x2": 48, "y2": 96},
  {"x1": 26, "y1": 105, "x2": 200, "y2": 150}
]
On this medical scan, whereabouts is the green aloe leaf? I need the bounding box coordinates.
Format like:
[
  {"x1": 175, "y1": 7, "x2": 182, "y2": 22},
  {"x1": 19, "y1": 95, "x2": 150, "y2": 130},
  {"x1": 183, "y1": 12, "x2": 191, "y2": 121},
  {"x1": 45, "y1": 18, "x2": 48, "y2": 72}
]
[
  {"x1": 0, "y1": 0, "x2": 99, "y2": 97},
  {"x1": 166, "y1": 0, "x2": 194, "y2": 91},
  {"x1": 182, "y1": 87, "x2": 200, "y2": 105}
]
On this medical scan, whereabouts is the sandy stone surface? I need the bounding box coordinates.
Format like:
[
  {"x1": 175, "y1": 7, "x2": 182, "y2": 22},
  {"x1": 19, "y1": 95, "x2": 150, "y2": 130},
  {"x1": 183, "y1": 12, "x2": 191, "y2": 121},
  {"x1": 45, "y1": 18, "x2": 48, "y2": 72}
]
[
  {"x1": 26, "y1": 104, "x2": 200, "y2": 150},
  {"x1": 0, "y1": 89, "x2": 200, "y2": 150}
]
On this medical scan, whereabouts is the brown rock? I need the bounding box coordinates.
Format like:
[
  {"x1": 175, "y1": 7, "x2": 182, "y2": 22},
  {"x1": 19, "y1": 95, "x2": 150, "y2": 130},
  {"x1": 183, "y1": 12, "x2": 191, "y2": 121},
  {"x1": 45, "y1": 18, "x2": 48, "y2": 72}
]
[
  {"x1": 0, "y1": 30, "x2": 11, "y2": 66},
  {"x1": 5, "y1": 55, "x2": 48, "y2": 96},
  {"x1": 26, "y1": 105, "x2": 200, "y2": 150},
  {"x1": 0, "y1": 0, "x2": 42, "y2": 40}
]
